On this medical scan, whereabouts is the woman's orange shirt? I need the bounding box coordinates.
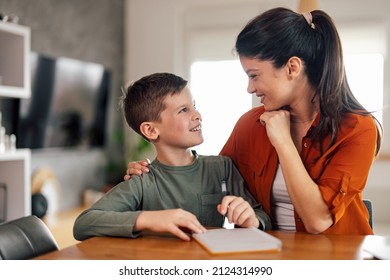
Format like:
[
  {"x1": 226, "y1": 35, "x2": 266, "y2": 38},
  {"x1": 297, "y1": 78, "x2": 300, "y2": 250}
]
[{"x1": 220, "y1": 106, "x2": 376, "y2": 235}]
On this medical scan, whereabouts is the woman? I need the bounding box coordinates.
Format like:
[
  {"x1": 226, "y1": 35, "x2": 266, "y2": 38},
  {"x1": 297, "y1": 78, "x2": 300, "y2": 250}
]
[{"x1": 125, "y1": 7, "x2": 382, "y2": 235}]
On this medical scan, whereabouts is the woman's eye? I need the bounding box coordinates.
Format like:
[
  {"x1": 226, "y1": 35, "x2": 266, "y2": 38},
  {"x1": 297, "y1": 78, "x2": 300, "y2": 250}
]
[
  {"x1": 179, "y1": 107, "x2": 188, "y2": 113},
  {"x1": 249, "y1": 74, "x2": 257, "y2": 80}
]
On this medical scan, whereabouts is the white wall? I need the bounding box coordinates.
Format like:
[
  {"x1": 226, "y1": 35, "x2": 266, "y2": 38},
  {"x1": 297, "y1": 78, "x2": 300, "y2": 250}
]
[{"x1": 124, "y1": 0, "x2": 390, "y2": 224}]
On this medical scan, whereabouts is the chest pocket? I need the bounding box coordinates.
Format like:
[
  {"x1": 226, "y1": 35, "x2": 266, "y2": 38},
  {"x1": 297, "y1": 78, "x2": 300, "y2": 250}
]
[
  {"x1": 198, "y1": 193, "x2": 223, "y2": 227},
  {"x1": 237, "y1": 153, "x2": 266, "y2": 200}
]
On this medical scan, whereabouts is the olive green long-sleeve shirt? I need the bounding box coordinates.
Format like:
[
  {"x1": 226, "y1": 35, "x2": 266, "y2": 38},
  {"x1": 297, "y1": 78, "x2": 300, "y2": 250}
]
[{"x1": 73, "y1": 152, "x2": 271, "y2": 241}]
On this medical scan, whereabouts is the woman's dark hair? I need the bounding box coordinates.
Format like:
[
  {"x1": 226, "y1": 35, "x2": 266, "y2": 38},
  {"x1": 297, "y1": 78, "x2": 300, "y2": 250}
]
[
  {"x1": 121, "y1": 73, "x2": 188, "y2": 138},
  {"x1": 235, "y1": 7, "x2": 382, "y2": 156}
]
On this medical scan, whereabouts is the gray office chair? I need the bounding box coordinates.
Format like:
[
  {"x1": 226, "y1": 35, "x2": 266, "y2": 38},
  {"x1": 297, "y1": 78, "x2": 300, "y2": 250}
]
[
  {"x1": 363, "y1": 199, "x2": 373, "y2": 230},
  {"x1": 0, "y1": 215, "x2": 59, "y2": 260}
]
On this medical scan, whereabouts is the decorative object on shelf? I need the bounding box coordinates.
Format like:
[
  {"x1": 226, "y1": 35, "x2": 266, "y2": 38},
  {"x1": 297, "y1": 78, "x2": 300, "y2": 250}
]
[
  {"x1": 0, "y1": 183, "x2": 6, "y2": 223},
  {"x1": 0, "y1": 127, "x2": 4, "y2": 153},
  {"x1": 31, "y1": 167, "x2": 62, "y2": 216},
  {"x1": 31, "y1": 193, "x2": 48, "y2": 218},
  {"x1": 0, "y1": 112, "x2": 17, "y2": 153},
  {"x1": 0, "y1": 12, "x2": 19, "y2": 23}
]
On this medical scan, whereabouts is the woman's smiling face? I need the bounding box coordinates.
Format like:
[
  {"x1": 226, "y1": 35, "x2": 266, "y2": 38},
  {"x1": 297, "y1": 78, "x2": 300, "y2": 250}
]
[{"x1": 240, "y1": 56, "x2": 294, "y2": 111}]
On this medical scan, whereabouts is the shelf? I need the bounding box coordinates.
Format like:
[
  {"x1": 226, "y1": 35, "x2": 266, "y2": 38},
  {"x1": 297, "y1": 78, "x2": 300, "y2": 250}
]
[
  {"x1": 0, "y1": 149, "x2": 31, "y2": 221},
  {"x1": 0, "y1": 148, "x2": 30, "y2": 161},
  {"x1": 0, "y1": 21, "x2": 31, "y2": 99},
  {"x1": 0, "y1": 20, "x2": 32, "y2": 222}
]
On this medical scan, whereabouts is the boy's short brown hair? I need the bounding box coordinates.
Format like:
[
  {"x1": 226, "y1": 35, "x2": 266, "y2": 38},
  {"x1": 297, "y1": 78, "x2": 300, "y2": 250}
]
[{"x1": 121, "y1": 73, "x2": 188, "y2": 137}]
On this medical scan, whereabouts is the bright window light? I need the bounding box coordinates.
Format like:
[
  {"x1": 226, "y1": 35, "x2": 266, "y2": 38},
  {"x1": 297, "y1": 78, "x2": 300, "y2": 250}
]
[
  {"x1": 344, "y1": 53, "x2": 384, "y2": 124},
  {"x1": 190, "y1": 60, "x2": 251, "y2": 155}
]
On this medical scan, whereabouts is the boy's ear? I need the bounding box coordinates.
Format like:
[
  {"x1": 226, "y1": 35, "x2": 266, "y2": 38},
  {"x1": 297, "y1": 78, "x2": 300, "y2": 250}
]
[{"x1": 140, "y1": 122, "x2": 159, "y2": 141}]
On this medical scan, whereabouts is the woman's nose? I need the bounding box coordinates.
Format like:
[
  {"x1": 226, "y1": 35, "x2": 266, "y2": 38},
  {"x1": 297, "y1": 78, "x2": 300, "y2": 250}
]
[{"x1": 247, "y1": 81, "x2": 256, "y2": 94}]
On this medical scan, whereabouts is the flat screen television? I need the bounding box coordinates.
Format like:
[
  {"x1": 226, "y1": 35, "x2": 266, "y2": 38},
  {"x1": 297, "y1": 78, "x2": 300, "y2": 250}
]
[{"x1": 1, "y1": 52, "x2": 111, "y2": 150}]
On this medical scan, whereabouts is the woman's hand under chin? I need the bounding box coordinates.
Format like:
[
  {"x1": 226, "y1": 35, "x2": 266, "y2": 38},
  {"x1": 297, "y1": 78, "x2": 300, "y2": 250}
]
[{"x1": 259, "y1": 109, "x2": 291, "y2": 148}]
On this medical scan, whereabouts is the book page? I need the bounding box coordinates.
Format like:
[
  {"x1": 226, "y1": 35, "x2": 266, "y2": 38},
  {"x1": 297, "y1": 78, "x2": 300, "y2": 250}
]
[
  {"x1": 192, "y1": 227, "x2": 282, "y2": 255},
  {"x1": 362, "y1": 235, "x2": 390, "y2": 260}
]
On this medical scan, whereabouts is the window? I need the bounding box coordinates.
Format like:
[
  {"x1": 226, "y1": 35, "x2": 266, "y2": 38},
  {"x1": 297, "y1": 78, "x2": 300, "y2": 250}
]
[
  {"x1": 344, "y1": 53, "x2": 384, "y2": 124},
  {"x1": 190, "y1": 60, "x2": 251, "y2": 155},
  {"x1": 340, "y1": 23, "x2": 386, "y2": 124}
]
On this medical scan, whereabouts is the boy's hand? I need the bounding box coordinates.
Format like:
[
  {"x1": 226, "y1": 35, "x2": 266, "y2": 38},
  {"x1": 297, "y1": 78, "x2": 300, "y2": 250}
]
[
  {"x1": 124, "y1": 159, "x2": 150, "y2": 181},
  {"x1": 217, "y1": 196, "x2": 260, "y2": 229},
  {"x1": 135, "y1": 209, "x2": 207, "y2": 241}
]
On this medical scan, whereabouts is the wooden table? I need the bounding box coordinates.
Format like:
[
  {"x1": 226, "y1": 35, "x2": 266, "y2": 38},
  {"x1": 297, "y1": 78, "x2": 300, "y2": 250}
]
[{"x1": 35, "y1": 231, "x2": 375, "y2": 260}]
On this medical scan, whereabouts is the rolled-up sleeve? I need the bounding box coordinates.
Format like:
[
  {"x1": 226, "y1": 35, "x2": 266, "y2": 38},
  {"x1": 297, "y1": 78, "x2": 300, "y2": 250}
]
[{"x1": 306, "y1": 115, "x2": 377, "y2": 227}]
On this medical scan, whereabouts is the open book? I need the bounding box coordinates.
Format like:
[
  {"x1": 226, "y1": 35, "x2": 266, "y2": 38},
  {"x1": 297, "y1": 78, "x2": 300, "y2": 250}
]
[
  {"x1": 362, "y1": 235, "x2": 390, "y2": 260},
  {"x1": 192, "y1": 227, "x2": 282, "y2": 255}
]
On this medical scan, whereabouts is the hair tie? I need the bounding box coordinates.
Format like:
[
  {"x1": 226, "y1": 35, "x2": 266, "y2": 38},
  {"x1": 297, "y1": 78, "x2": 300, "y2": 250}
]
[{"x1": 302, "y1": 12, "x2": 316, "y2": 29}]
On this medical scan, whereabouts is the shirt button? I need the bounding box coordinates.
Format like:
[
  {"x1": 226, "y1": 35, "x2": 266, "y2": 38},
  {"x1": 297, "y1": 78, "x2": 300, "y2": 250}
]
[{"x1": 303, "y1": 142, "x2": 308, "y2": 148}]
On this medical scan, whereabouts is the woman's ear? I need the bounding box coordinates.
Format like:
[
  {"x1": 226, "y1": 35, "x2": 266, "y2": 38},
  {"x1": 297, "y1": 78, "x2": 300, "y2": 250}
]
[
  {"x1": 140, "y1": 122, "x2": 159, "y2": 141},
  {"x1": 287, "y1": 56, "x2": 302, "y2": 78}
]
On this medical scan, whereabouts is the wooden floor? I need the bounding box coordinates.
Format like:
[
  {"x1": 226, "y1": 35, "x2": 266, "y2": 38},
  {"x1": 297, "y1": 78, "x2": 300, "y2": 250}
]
[{"x1": 42, "y1": 207, "x2": 86, "y2": 249}]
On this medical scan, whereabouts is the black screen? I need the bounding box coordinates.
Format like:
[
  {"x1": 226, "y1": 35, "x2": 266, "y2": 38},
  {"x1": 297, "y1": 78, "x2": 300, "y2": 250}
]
[{"x1": 0, "y1": 52, "x2": 111, "y2": 150}]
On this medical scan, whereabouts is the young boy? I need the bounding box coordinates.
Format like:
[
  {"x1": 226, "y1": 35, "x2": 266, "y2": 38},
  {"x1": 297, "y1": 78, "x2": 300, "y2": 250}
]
[{"x1": 73, "y1": 73, "x2": 271, "y2": 241}]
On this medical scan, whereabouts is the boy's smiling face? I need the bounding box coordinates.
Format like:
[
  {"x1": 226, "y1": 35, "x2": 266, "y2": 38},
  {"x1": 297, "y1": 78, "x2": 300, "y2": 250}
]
[{"x1": 153, "y1": 86, "x2": 203, "y2": 149}]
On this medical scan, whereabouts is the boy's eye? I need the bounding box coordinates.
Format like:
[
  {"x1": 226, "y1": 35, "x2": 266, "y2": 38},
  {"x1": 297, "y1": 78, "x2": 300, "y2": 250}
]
[{"x1": 179, "y1": 107, "x2": 188, "y2": 113}]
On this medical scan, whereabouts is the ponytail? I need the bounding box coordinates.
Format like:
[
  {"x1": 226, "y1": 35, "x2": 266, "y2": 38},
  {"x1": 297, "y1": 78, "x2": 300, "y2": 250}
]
[{"x1": 311, "y1": 10, "x2": 382, "y2": 155}]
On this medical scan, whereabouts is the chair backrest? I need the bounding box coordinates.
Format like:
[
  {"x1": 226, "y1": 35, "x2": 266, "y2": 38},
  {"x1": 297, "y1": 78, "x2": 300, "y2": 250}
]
[
  {"x1": 0, "y1": 215, "x2": 59, "y2": 260},
  {"x1": 363, "y1": 199, "x2": 373, "y2": 230}
]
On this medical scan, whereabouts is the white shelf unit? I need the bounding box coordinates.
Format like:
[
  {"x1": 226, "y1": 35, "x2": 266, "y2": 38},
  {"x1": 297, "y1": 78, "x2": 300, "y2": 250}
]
[
  {"x1": 0, "y1": 21, "x2": 31, "y2": 99},
  {"x1": 0, "y1": 149, "x2": 31, "y2": 221},
  {"x1": 0, "y1": 21, "x2": 32, "y2": 222}
]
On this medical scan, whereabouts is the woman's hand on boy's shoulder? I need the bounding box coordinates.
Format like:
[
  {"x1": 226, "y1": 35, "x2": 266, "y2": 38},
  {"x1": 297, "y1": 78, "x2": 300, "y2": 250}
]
[{"x1": 124, "y1": 159, "x2": 150, "y2": 180}]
